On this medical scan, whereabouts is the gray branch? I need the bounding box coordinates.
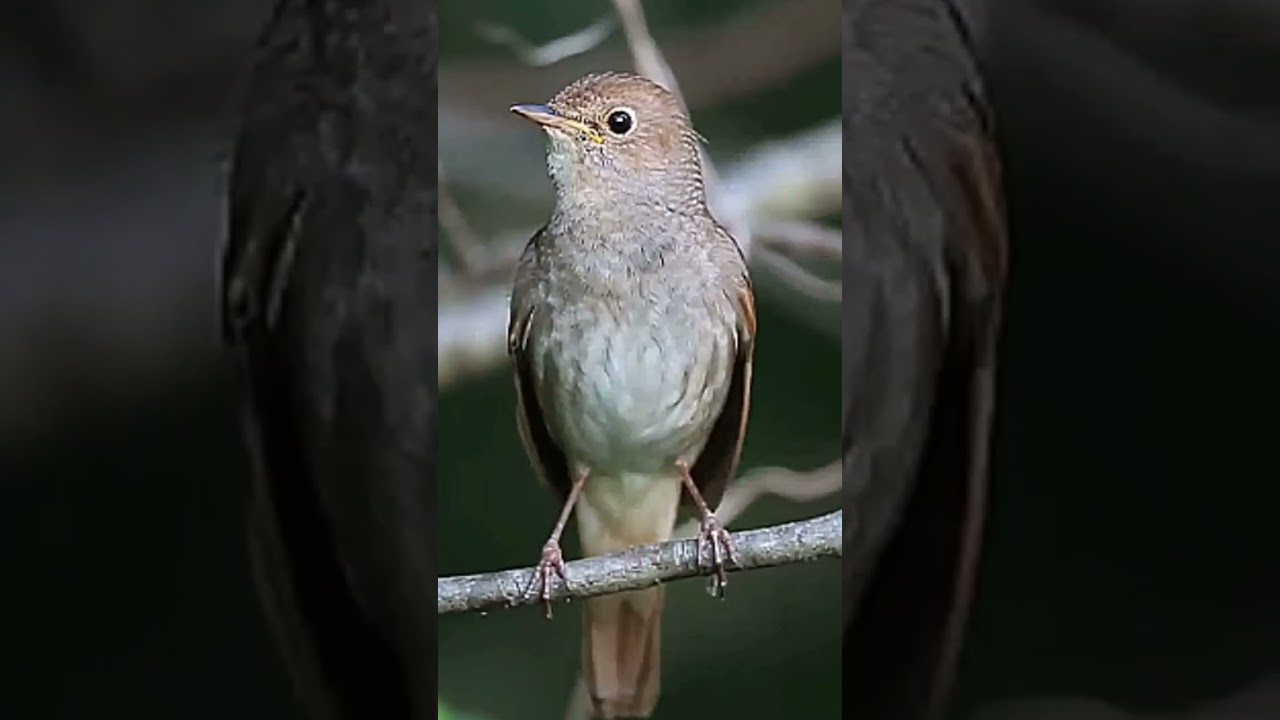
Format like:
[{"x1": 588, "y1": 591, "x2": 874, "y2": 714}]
[{"x1": 437, "y1": 510, "x2": 842, "y2": 615}]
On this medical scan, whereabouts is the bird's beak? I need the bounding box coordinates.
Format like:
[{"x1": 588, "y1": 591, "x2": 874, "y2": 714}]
[{"x1": 510, "y1": 104, "x2": 604, "y2": 144}]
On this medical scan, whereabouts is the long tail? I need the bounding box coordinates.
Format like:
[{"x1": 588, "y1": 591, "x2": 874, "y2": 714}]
[
  {"x1": 574, "y1": 478, "x2": 680, "y2": 719},
  {"x1": 582, "y1": 586, "x2": 664, "y2": 718}
]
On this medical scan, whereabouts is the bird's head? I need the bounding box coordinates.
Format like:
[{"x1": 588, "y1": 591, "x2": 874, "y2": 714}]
[{"x1": 511, "y1": 72, "x2": 707, "y2": 214}]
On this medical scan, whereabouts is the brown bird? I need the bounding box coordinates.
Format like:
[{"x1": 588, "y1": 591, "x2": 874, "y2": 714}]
[
  {"x1": 506, "y1": 72, "x2": 756, "y2": 719},
  {"x1": 842, "y1": 1, "x2": 1008, "y2": 719}
]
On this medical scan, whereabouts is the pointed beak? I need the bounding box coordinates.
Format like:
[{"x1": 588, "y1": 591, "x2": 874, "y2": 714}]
[{"x1": 509, "y1": 104, "x2": 603, "y2": 143}]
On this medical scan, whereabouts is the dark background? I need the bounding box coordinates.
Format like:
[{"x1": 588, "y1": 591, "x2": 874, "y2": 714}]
[
  {"x1": 960, "y1": 0, "x2": 1280, "y2": 715},
  {"x1": 2, "y1": 0, "x2": 1278, "y2": 718}
]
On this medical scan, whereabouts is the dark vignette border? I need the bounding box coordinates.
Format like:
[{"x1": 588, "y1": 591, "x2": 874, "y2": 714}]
[
  {"x1": 842, "y1": 1, "x2": 1008, "y2": 718},
  {"x1": 222, "y1": 0, "x2": 439, "y2": 717}
]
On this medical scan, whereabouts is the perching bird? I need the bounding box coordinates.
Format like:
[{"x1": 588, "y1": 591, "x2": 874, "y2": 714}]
[
  {"x1": 842, "y1": 1, "x2": 1008, "y2": 719},
  {"x1": 507, "y1": 72, "x2": 756, "y2": 719},
  {"x1": 219, "y1": 0, "x2": 436, "y2": 718}
]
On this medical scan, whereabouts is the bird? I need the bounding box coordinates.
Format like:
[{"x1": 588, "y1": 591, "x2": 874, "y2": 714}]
[
  {"x1": 506, "y1": 71, "x2": 756, "y2": 719},
  {"x1": 218, "y1": 0, "x2": 437, "y2": 718},
  {"x1": 841, "y1": 1, "x2": 1009, "y2": 719}
]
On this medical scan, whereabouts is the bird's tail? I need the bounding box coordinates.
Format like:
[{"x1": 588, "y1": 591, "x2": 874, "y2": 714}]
[
  {"x1": 582, "y1": 585, "x2": 664, "y2": 718},
  {"x1": 574, "y1": 476, "x2": 680, "y2": 719}
]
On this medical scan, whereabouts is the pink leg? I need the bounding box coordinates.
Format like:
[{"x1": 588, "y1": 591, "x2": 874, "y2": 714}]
[
  {"x1": 526, "y1": 468, "x2": 590, "y2": 618},
  {"x1": 676, "y1": 461, "x2": 738, "y2": 598}
]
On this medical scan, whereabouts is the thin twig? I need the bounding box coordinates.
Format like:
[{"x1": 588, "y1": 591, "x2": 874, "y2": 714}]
[
  {"x1": 442, "y1": 0, "x2": 839, "y2": 122},
  {"x1": 437, "y1": 161, "x2": 485, "y2": 274},
  {"x1": 474, "y1": 16, "x2": 616, "y2": 67},
  {"x1": 437, "y1": 510, "x2": 842, "y2": 615},
  {"x1": 610, "y1": 0, "x2": 685, "y2": 110},
  {"x1": 755, "y1": 244, "x2": 842, "y2": 303},
  {"x1": 676, "y1": 460, "x2": 841, "y2": 537},
  {"x1": 438, "y1": 229, "x2": 531, "y2": 294},
  {"x1": 755, "y1": 219, "x2": 843, "y2": 260},
  {"x1": 753, "y1": 220, "x2": 843, "y2": 301}
]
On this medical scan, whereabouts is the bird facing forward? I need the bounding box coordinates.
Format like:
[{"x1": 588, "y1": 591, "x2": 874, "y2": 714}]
[{"x1": 507, "y1": 72, "x2": 756, "y2": 719}]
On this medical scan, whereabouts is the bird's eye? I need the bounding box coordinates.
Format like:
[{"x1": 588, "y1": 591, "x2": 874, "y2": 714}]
[{"x1": 605, "y1": 108, "x2": 635, "y2": 135}]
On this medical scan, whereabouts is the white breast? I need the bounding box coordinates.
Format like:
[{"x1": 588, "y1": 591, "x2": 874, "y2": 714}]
[{"x1": 533, "y1": 290, "x2": 734, "y2": 478}]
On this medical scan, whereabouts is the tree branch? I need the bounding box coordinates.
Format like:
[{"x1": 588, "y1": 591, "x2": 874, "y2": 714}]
[
  {"x1": 440, "y1": 0, "x2": 839, "y2": 124},
  {"x1": 437, "y1": 161, "x2": 486, "y2": 274},
  {"x1": 437, "y1": 510, "x2": 842, "y2": 615},
  {"x1": 474, "y1": 15, "x2": 616, "y2": 67}
]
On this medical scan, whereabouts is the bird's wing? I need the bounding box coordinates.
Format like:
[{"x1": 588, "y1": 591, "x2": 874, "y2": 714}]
[
  {"x1": 224, "y1": 175, "x2": 409, "y2": 720},
  {"x1": 220, "y1": 2, "x2": 422, "y2": 718},
  {"x1": 508, "y1": 228, "x2": 575, "y2": 503},
  {"x1": 223, "y1": 151, "x2": 412, "y2": 720},
  {"x1": 842, "y1": 0, "x2": 1009, "y2": 718},
  {"x1": 687, "y1": 258, "x2": 756, "y2": 514},
  {"x1": 222, "y1": 101, "x2": 355, "y2": 720}
]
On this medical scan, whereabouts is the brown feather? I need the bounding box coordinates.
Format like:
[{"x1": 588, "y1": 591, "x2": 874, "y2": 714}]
[
  {"x1": 508, "y1": 232, "x2": 575, "y2": 504},
  {"x1": 582, "y1": 586, "x2": 665, "y2": 718},
  {"x1": 918, "y1": 121, "x2": 1007, "y2": 713},
  {"x1": 686, "y1": 281, "x2": 756, "y2": 512}
]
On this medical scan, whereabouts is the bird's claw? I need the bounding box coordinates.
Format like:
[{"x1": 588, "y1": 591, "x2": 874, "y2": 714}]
[
  {"x1": 696, "y1": 514, "x2": 737, "y2": 598},
  {"x1": 524, "y1": 540, "x2": 568, "y2": 618}
]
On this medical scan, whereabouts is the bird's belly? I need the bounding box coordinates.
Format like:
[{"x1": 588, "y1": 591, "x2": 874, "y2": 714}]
[{"x1": 538, "y1": 309, "x2": 729, "y2": 476}]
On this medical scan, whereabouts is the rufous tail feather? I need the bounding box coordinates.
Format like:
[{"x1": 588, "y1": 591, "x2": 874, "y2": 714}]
[
  {"x1": 582, "y1": 586, "x2": 663, "y2": 719},
  {"x1": 573, "y1": 476, "x2": 681, "y2": 719}
]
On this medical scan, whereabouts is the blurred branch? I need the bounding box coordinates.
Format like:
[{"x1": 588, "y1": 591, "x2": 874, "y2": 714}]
[
  {"x1": 611, "y1": 0, "x2": 683, "y2": 107},
  {"x1": 440, "y1": 0, "x2": 840, "y2": 118},
  {"x1": 475, "y1": 15, "x2": 616, "y2": 67},
  {"x1": 436, "y1": 510, "x2": 842, "y2": 615},
  {"x1": 753, "y1": 220, "x2": 842, "y2": 301},
  {"x1": 676, "y1": 460, "x2": 841, "y2": 537},
  {"x1": 756, "y1": 219, "x2": 842, "y2": 260},
  {"x1": 755, "y1": 244, "x2": 842, "y2": 302},
  {"x1": 438, "y1": 161, "x2": 485, "y2": 274}
]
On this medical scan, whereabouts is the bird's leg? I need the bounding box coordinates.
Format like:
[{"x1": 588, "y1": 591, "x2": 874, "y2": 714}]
[
  {"x1": 525, "y1": 468, "x2": 590, "y2": 618},
  {"x1": 675, "y1": 461, "x2": 737, "y2": 598}
]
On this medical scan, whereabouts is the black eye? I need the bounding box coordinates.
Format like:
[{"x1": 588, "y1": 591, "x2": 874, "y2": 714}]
[{"x1": 606, "y1": 109, "x2": 634, "y2": 135}]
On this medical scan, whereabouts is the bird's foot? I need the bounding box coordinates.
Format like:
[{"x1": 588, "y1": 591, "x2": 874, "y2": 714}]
[
  {"x1": 695, "y1": 514, "x2": 737, "y2": 599},
  {"x1": 524, "y1": 540, "x2": 568, "y2": 618}
]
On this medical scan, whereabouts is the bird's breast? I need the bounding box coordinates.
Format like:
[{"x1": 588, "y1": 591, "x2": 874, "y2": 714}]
[{"x1": 533, "y1": 287, "x2": 734, "y2": 476}]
